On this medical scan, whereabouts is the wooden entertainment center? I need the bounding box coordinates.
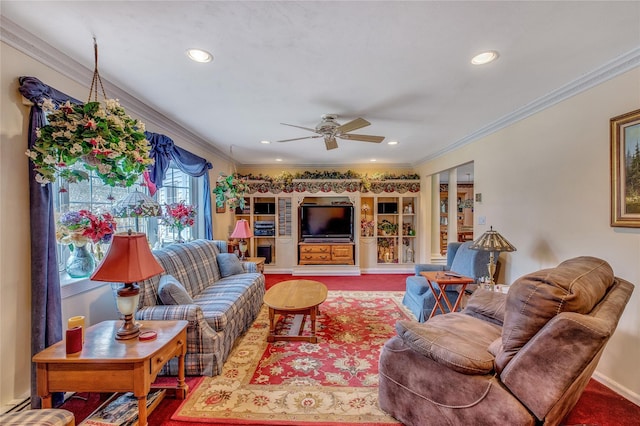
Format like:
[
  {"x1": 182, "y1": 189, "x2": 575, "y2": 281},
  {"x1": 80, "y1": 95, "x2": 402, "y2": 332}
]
[{"x1": 298, "y1": 242, "x2": 355, "y2": 265}]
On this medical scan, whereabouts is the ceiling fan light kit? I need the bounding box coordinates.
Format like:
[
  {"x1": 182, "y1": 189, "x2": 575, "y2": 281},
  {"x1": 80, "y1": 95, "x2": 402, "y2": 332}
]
[{"x1": 278, "y1": 114, "x2": 385, "y2": 150}]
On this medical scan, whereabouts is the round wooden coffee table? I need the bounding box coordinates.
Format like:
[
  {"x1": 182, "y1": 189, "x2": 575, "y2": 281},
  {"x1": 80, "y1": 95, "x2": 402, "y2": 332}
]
[{"x1": 263, "y1": 279, "x2": 328, "y2": 343}]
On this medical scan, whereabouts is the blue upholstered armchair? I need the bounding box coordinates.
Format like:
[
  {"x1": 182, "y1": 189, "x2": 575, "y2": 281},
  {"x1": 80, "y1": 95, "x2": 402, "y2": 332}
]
[{"x1": 403, "y1": 241, "x2": 491, "y2": 321}]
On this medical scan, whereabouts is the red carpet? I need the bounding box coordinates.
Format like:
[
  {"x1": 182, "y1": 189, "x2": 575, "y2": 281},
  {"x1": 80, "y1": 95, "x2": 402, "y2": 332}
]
[
  {"x1": 59, "y1": 274, "x2": 640, "y2": 425},
  {"x1": 264, "y1": 273, "x2": 408, "y2": 291},
  {"x1": 170, "y1": 291, "x2": 407, "y2": 424}
]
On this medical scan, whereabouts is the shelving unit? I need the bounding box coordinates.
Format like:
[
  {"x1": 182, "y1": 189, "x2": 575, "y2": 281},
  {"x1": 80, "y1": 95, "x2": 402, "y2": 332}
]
[
  {"x1": 439, "y1": 185, "x2": 474, "y2": 255},
  {"x1": 233, "y1": 195, "x2": 292, "y2": 265},
  {"x1": 372, "y1": 195, "x2": 417, "y2": 265},
  {"x1": 233, "y1": 191, "x2": 419, "y2": 272}
]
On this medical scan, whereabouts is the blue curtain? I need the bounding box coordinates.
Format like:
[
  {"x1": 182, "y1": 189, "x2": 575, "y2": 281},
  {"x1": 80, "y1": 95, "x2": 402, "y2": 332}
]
[
  {"x1": 19, "y1": 76, "x2": 82, "y2": 408},
  {"x1": 145, "y1": 132, "x2": 213, "y2": 239}
]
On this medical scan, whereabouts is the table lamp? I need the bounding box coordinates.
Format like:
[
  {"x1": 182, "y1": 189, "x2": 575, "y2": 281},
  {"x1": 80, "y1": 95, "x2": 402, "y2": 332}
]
[
  {"x1": 230, "y1": 219, "x2": 253, "y2": 260},
  {"x1": 91, "y1": 230, "x2": 164, "y2": 340},
  {"x1": 112, "y1": 190, "x2": 162, "y2": 232},
  {"x1": 469, "y1": 226, "x2": 516, "y2": 289}
]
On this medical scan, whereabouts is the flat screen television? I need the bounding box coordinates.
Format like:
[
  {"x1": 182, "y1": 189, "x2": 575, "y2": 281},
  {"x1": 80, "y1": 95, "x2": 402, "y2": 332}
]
[{"x1": 300, "y1": 205, "x2": 354, "y2": 240}]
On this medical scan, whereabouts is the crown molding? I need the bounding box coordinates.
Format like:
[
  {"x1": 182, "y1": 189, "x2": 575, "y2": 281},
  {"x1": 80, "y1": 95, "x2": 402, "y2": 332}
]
[
  {"x1": 415, "y1": 46, "x2": 640, "y2": 165},
  {"x1": 4, "y1": 16, "x2": 638, "y2": 169},
  {"x1": 1, "y1": 16, "x2": 233, "y2": 164}
]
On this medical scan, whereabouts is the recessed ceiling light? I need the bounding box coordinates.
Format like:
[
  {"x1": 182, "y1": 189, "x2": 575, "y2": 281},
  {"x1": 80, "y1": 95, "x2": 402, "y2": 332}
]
[
  {"x1": 388, "y1": 140, "x2": 398, "y2": 145},
  {"x1": 186, "y1": 48, "x2": 213, "y2": 63},
  {"x1": 471, "y1": 50, "x2": 499, "y2": 65},
  {"x1": 370, "y1": 159, "x2": 377, "y2": 162},
  {"x1": 260, "y1": 140, "x2": 271, "y2": 144},
  {"x1": 275, "y1": 158, "x2": 283, "y2": 162}
]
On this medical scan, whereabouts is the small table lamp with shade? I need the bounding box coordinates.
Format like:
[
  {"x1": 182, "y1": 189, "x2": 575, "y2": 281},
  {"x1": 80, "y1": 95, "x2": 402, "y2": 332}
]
[
  {"x1": 468, "y1": 226, "x2": 516, "y2": 290},
  {"x1": 90, "y1": 230, "x2": 164, "y2": 340},
  {"x1": 230, "y1": 219, "x2": 253, "y2": 260},
  {"x1": 112, "y1": 190, "x2": 162, "y2": 232}
]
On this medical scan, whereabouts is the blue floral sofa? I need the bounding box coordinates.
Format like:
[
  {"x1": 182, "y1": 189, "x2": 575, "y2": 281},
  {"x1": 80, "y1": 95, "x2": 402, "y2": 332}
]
[{"x1": 135, "y1": 239, "x2": 265, "y2": 376}]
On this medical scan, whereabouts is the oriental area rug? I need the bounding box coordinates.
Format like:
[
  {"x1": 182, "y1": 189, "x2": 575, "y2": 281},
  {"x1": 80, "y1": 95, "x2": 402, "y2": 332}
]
[{"x1": 171, "y1": 291, "x2": 409, "y2": 425}]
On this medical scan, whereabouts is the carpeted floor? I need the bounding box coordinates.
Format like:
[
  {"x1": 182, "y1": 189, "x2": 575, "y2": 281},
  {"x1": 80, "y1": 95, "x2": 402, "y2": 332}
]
[
  {"x1": 59, "y1": 274, "x2": 640, "y2": 425},
  {"x1": 264, "y1": 273, "x2": 409, "y2": 291},
  {"x1": 170, "y1": 291, "x2": 408, "y2": 425}
]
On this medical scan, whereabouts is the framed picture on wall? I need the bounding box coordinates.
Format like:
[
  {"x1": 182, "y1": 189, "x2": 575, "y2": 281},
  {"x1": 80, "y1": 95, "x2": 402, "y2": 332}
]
[{"x1": 610, "y1": 108, "x2": 640, "y2": 228}]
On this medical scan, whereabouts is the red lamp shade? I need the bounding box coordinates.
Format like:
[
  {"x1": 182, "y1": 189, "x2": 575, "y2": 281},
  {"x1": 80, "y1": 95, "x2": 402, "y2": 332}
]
[
  {"x1": 230, "y1": 219, "x2": 253, "y2": 239},
  {"x1": 91, "y1": 231, "x2": 164, "y2": 284},
  {"x1": 90, "y1": 231, "x2": 164, "y2": 340}
]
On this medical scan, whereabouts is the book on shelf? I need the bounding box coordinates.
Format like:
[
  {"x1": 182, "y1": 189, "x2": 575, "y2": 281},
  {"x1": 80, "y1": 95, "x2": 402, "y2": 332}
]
[{"x1": 80, "y1": 389, "x2": 164, "y2": 426}]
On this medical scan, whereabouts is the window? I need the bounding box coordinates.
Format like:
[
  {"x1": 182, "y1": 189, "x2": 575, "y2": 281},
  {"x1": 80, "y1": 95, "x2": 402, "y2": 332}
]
[{"x1": 54, "y1": 163, "x2": 199, "y2": 283}]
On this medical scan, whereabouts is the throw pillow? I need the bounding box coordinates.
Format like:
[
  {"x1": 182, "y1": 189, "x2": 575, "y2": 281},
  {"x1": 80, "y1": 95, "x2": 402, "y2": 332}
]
[
  {"x1": 158, "y1": 274, "x2": 193, "y2": 305},
  {"x1": 217, "y1": 253, "x2": 244, "y2": 277}
]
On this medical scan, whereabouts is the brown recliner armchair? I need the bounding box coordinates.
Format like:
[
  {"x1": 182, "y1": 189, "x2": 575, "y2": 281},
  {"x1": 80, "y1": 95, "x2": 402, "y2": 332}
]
[{"x1": 379, "y1": 256, "x2": 634, "y2": 425}]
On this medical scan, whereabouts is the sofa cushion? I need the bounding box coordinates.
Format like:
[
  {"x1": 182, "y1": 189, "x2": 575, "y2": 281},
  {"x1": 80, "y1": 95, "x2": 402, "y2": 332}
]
[
  {"x1": 496, "y1": 256, "x2": 614, "y2": 372},
  {"x1": 158, "y1": 274, "x2": 194, "y2": 305},
  {"x1": 396, "y1": 314, "x2": 501, "y2": 375},
  {"x1": 194, "y1": 273, "x2": 264, "y2": 332},
  {"x1": 217, "y1": 253, "x2": 244, "y2": 277},
  {"x1": 152, "y1": 240, "x2": 222, "y2": 300}
]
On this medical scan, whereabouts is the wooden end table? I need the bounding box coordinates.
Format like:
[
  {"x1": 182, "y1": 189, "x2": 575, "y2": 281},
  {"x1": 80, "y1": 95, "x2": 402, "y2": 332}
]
[
  {"x1": 243, "y1": 256, "x2": 266, "y2": 273},
  {"x1": 263, "y1": 279, "x2": 328, "y2": 343},
  {"x1": 33, "y1": 320, "x2": 188, "y2": 426},
  {"x1": 420, "y1": 271, "x2": 475, "y2": 319}
]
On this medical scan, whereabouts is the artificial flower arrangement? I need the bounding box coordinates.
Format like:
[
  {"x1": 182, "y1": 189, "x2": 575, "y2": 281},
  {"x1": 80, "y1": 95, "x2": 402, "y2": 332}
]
[
  {"x1": 162, "y1": 201, "x2": 197, "y2": 233},
  {"x1": 214, "y1": 173, "x2": 248, "y2": 210},
  {"x1": 361, "y1": 219, "x2": 375, "y2": 236},
  {"x1": 56, "y1": 210, "x2": 117, "y2": 247},
  {"x1": 25, "y1": 98, "x2": 154, "y2": 187},
  {"x1": 377, "y1": 219, "x2": 399, "y2": 236}
]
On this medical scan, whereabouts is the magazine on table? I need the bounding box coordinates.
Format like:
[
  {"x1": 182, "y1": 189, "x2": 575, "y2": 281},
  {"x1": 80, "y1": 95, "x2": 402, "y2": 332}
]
[{"x1": 80, "y1": 389, "x2": 164, "y2": 426}]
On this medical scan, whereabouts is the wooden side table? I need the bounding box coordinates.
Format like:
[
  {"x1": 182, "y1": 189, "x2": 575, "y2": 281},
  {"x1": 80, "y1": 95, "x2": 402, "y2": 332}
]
[
  {"x1": 243, "y1": 256, "x2": 266, "y2": 273},
  {"x1": 33, "y1": 320, "x2": 188, "y2": 426},
  {"x1": 420, "y1": 271, "x2": 475, "y2": 319}
]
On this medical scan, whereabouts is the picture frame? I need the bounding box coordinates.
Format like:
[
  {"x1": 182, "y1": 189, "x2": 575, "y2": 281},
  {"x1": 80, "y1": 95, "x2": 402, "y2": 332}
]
[{"x1": 610, "y1": 108, "x2": 640, "y2": 228}]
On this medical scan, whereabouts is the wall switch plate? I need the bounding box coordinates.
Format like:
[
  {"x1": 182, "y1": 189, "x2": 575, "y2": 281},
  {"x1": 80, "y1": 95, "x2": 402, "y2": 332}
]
[{"x1": 478, "y1": 216, "x2": 486, "y2": 225}]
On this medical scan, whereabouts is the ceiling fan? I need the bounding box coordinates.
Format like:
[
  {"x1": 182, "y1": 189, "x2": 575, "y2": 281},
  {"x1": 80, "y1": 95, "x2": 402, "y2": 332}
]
[{"x1": 277, "y1": 114, "x2": 385, "y2": 150}]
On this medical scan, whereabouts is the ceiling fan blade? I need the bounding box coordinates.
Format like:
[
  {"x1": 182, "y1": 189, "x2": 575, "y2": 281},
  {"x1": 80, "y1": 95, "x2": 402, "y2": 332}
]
[
  {"x1": 335, "y1": 117, "x2": 370, "y2": 134},
  {"x1": 280, "y1": 123, "x2": 317, "y2": 133},
  {"x1": 324, "y1": 137, "x2": 338, "y2": 150},
  {"x1": 339, "y1": 134, "x2": 385, "y2": 143},
  {"x1": 276, "y1": 135, "x2": 322, "y2": 143}
]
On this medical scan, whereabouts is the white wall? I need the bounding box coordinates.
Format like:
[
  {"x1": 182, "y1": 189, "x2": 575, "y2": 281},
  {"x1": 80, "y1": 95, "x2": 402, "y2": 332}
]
[
  {"x1": 416, "y1": 67, "x2": 640, "y2": 402},
  {"x1": 0, "y1": 42, "x2": 234, "y2": 410}
]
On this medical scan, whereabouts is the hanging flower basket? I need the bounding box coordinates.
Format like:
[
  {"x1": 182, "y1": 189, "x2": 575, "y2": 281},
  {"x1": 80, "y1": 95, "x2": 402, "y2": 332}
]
[
  {"x1": 26, "y1": 99, "x2": 153, "y2": 187},
  {"x1": 25, "y1": 39, "x2": 153, "y2": 187}
]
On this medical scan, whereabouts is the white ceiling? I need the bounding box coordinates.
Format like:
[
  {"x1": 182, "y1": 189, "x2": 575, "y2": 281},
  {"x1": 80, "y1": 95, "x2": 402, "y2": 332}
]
[{"x1": 2, "y1": 1, "x2": 640, "y2": 167}]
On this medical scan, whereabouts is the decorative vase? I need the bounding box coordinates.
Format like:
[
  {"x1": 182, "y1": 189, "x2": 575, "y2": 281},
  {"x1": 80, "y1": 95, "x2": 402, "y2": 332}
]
[
  {"x1": 174, "y1": 227, "x2": 187, "y2": 243},
  {"x1": 66, "y1": 243, "x2": 96, "y2": 278}
]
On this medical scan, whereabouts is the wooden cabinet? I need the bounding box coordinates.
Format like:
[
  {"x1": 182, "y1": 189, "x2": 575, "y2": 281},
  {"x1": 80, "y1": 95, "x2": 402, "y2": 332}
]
[{"x1": 298, "y1": 242, "x2": 355, "y2": 265}]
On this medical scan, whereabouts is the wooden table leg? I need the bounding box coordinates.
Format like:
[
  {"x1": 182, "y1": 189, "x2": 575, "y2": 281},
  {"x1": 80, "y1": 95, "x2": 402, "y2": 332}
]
[
  {"x1": 451, "y1": 283, "x2": 469, "y2": 313},
  {"x1": 267, "y1": 307, "x2": 276, "y2": 342},
  {"x1": 310, "y1": 307, "x2": 318, "y2": 343},
  {"x1": 176, "y1": 346, "x2": 188, "y2": 399},
  {"x1": 427, "y1": 280, "x2": 447, "y2": 318},
  {"x1": 137, "y1": 395, "x2": 148, "y2": 426},
  {"x1": 438, "y1": 283, "x2": 455, "y2": 313}
]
